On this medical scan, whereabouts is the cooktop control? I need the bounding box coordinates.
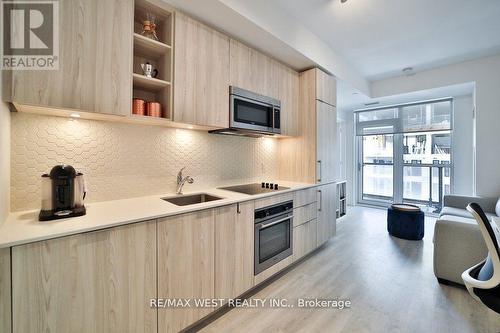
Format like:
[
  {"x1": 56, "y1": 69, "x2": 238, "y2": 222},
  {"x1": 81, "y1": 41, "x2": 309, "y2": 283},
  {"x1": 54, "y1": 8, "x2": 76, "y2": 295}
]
[
  {"x1": 219, "y1": 183, "x2": 288, "y2": 195},
  {"x1": 261, "y1": 182, "x2": 279, "y2": 190}
]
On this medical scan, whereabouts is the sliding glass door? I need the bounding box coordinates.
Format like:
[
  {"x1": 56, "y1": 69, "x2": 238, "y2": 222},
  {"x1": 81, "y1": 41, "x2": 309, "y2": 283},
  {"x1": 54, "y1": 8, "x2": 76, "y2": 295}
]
[
  {"x1": 356, "y1": 99, "x2": 453, "y2": 212},
  {"x1": 360, "y1": 134, "x2": 394, "y2": 203}
]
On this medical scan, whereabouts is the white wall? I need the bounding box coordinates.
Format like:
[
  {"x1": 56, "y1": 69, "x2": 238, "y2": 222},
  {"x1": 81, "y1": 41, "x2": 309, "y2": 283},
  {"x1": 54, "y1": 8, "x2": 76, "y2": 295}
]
[
  {"x1": 0, "y1": 70, "x2": 11, "y2": 224},
  {"x1": 372, "y1": 54, "x2": 500, "y2": 197},
  {"x1": 452, "y1": 95, "x2": 474, "y2": 195}
]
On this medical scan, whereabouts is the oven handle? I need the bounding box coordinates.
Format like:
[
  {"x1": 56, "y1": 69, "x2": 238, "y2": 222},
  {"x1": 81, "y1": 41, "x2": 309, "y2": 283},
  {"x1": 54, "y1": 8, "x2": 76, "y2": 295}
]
[{"x1": 259, "y1": 215, "x2": 293, "y2": 230}]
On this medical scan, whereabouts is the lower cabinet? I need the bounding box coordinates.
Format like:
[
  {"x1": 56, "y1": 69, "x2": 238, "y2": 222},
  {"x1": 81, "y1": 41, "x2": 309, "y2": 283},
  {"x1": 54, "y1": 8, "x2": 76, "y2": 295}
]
[
  {"x1": 11, "y1": 221, "x2": 157, "y2": 333},
  {"x1": 317, "y1": 183, "x2": 337, "y2": 246},
  {"x1": 215, "y1": 202, "x2": 255, "y2": 300},
  {"x1": 157, "y1": 209, "x2": 215, "y2": 333},
  {"x1": 0, "y1": 248, "x2": 10, "y2": 333},
  {"x1": 5, "y1": 187, "x2": 338, "y2": 333},
  {"x1": 293, "y1": 219, "x2": 317, "y2": 262}
]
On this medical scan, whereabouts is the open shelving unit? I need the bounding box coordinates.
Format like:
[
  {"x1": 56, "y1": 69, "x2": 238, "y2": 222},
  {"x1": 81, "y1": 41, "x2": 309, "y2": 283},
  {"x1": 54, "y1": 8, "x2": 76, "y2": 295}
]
[
  {"x1": 336, "y1": 180, "x2": 347, "y2": 218},
  {"x1": 132, "y1": 0, "x2": 174, "y2": 120}
]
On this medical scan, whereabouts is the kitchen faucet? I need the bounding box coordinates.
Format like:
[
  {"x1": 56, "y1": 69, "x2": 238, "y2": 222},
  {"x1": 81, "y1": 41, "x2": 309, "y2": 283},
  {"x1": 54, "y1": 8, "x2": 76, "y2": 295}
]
[{"x1": 176, "y1": 167, "x2": 194, "y2": 194}]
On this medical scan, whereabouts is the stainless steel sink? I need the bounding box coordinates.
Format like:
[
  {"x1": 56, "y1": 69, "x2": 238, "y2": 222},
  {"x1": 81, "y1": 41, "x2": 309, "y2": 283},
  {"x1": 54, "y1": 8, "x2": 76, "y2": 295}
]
[{"x1": 162, "y1": 193, "x2": 223, "y2": 206}]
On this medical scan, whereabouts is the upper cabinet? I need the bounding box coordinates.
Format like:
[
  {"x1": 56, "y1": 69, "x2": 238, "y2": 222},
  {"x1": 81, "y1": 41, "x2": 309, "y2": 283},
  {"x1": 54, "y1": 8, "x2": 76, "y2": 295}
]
[
  {"x1": 278, "y1": 68, "x2": 337, "y2": 183},
  {"x1": 230, "y1": 39, "x2": 299, "y2": 135},
  {"x1": 277, "y1": 63, "x2": 299, "y2": 136},
  {"x1": 316, "y1": 69, "x2": 337, "y2": 106},
  {"x1": 229, "y1": 39, "x2": 278, "y2": 99},
  {"x1": 173, "y1": 12, "x2": 230, "y2": 128},
  {"x1": 3, "y1": 0, "x2": 134, "y2": 116}
]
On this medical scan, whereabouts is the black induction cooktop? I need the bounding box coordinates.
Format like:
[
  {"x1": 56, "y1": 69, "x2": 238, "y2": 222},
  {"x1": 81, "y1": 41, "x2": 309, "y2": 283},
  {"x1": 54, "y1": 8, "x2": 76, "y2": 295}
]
[{"x1": 218, "y1": 183, "x2": 289, "y2": 195}]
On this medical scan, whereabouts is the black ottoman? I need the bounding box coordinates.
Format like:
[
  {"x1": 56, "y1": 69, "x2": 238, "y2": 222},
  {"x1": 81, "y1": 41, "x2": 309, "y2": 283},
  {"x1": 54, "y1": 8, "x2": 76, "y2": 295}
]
[{"x1": 387, "y1": 204, "x2": 424, "y2": 240}]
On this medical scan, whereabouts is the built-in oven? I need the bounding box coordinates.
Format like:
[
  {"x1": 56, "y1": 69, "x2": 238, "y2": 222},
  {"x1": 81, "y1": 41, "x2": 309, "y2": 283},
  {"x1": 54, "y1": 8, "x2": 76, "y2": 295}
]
[
  {"x1": 230, "y1": 86, "x2": 281, "y2": 135},
  {"x1": 254, "y1": 200, "x2": 293, "y2": 275}
]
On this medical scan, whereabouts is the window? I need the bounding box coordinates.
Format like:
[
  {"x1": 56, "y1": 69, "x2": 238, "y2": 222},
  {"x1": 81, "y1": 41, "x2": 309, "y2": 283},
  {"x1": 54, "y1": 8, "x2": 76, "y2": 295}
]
[{"x1": 356, "y1": 99, "x2": 453, "y2": 212}]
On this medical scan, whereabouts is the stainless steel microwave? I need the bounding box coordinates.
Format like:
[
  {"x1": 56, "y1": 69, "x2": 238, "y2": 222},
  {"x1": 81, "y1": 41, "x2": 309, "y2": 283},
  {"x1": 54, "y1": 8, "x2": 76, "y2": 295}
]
[{"x1": 229, "y1": 86, "x2": 281, "y2": 135}]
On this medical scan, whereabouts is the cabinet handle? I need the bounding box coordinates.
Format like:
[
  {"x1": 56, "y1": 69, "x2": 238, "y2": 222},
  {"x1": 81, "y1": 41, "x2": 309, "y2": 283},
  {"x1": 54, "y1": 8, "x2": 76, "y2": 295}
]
[
  {"x1": 237, "y1": 202, "x2": 241, "y2": 214},
  {"x1": 318, "y1": 190, "x2": 323, "y2": 212},
  {"x1": 317, "y1": 160, "x2": 322, "y2": 183}
]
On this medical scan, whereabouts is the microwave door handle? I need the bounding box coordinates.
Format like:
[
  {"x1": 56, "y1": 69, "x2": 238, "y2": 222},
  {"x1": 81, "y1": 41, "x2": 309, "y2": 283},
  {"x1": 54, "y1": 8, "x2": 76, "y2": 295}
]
[{"x1": 259, "y1": 216, "x2": 293, "y2": 230}]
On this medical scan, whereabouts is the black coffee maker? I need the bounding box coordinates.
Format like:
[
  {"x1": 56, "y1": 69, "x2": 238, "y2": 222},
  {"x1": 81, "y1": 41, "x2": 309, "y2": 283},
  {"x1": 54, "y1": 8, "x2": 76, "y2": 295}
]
[{"x1": 39, "y1": 165, "x2": 86, "y2": 221}]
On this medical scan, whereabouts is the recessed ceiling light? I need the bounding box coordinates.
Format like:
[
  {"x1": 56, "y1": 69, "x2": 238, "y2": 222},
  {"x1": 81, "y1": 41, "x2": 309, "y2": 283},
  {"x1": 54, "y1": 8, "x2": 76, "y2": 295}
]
[
  {"x1": 187, "y1": 126, "x2": 194, "y2": 129},
  {"x1": 69, "y1": 113, "x2": 81, "y2": 118}
]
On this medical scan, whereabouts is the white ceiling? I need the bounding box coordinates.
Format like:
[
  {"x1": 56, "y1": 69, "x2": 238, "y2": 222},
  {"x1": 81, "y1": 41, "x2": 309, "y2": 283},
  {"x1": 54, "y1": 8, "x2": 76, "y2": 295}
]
[{"x1": 273, "y1": 0, "x2": 500, "y2": 81}]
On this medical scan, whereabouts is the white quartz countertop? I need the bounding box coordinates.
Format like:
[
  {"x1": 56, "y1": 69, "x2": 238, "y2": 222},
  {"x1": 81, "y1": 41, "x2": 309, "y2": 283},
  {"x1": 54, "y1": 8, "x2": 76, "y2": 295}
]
[{"x1": 0, "y1": 181, "x2": 321, "y2": 248}]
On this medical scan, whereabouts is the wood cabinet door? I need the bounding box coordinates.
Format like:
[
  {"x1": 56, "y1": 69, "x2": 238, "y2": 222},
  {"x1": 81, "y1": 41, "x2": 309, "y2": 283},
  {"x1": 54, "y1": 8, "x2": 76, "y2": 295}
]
[
  {"x1": 0, "y1": 248, "x2": 10, "y2": 333},
  {"x1": 316, "y1": 101, "x2": 337, "y2": 183},
  {"x1": 4, "y1": 0, "x2": 133, "y2": 116},
  {"x1": 11, "y1": 221, "x2": 157, "y2": 333},
  {"x1": 157, "y1": 209, "x2": 215, "y2": 333},
  {"x1": 278, "y1": 63, "x2": 299, "y2": 136},
  {"x1": 229, "y1": 39, "x2": 278, "y2": 98},
  {"x1": 293, "y1": 219, "x2": 317, "y2": 262},
  {"x1": 174, "y1": 12, "x2": 230, "y2": 128},
  {"x1": 317, "y1": 183, "x2": 337, "y2": 246},
  {"x1": 315, "y1": 69, "x2": 337, "y2": 106},
  {"x1": 215, "y1": 202, "x2": 254, "y2": 300}
]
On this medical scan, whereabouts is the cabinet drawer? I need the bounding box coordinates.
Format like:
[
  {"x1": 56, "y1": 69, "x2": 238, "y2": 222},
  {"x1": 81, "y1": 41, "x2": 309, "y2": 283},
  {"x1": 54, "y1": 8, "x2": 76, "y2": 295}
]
[
  {"x1": 293, "y1": 219, "x2": 318, "y2": 262},
  {"x1": 255, "y1": 193, "x2": 294, "y2": 209},
  {"x1": 293, "y1": 202, "x2": 317, "y2": 227},
  {"x1": 294, "y1": 187, "x2": 317, "y2": 207}
]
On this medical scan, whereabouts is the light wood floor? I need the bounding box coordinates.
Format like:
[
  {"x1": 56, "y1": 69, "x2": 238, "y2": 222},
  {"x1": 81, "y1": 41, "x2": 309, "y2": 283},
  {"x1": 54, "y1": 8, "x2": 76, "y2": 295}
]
[{"x1": 199, "y1": 206, "x2": 500, "y2": 333}]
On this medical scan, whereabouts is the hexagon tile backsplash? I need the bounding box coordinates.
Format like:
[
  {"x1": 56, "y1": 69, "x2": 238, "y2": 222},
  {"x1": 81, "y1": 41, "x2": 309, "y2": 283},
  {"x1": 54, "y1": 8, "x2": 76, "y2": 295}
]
[{"x1": 11, "y1": 113, "x2": 279, "y2": 211}]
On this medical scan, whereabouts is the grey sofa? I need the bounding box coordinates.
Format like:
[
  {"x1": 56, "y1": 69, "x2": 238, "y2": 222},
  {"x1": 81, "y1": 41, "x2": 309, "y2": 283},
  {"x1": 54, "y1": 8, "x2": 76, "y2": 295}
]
[{"x1": 433, "y1": 195, "x2": 500, "y2": 285}]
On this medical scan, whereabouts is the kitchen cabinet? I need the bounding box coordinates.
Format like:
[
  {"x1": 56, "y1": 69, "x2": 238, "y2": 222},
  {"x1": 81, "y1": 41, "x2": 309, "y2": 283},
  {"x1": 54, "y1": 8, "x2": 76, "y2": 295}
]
[
  {"x1": 157, "y1": 209, "x2": 215, "y2": 333},
  {"x1": 293, "y1": 202, "x2": 317, "y2": 227},
  {"x1": 255, "y1": 192, "x2": 294, "y2": 210},
  {"x1": 293, "y1": 219, "x2": 318, "y2": 261},
  {"x1": 215, "y1": 202, "x2": 255, "y2": 300},
  {"x1": 294, "y1": 187, "x2": 317, "y2": 207},
  {"x1": 3, "y1": 0, "x2": 134, "y2": 116},
  {"x1": 316, "y1": 100, "x2": 337, "y2": 183},
  {"x1": 277, "y1": 63, "x2": 300, "y2": 136},
  {"x1": 230, "y1": 39, "x2": 278, "y2": 99},
  {"x1": 173, "y1": 12, "x2": 230, "y2": 127},
  {"x1": 317, "y1": 183, "x2": 337, "y2": 246},
  {"x1": 278, "y1": 68, "x2": 337, "y2": 184},
  {"x1": 230, "y1": 39, "x2": 298, "y2": 135},
  {"x1": 11, "y1": 221, "x2": 157, "y2": 333},
  {"x1": 316, "y1": 68, "x2": 337, "y2": 106},
  {"x1": 0, "y1": 248, "x2": 10, "y2": 333}
]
